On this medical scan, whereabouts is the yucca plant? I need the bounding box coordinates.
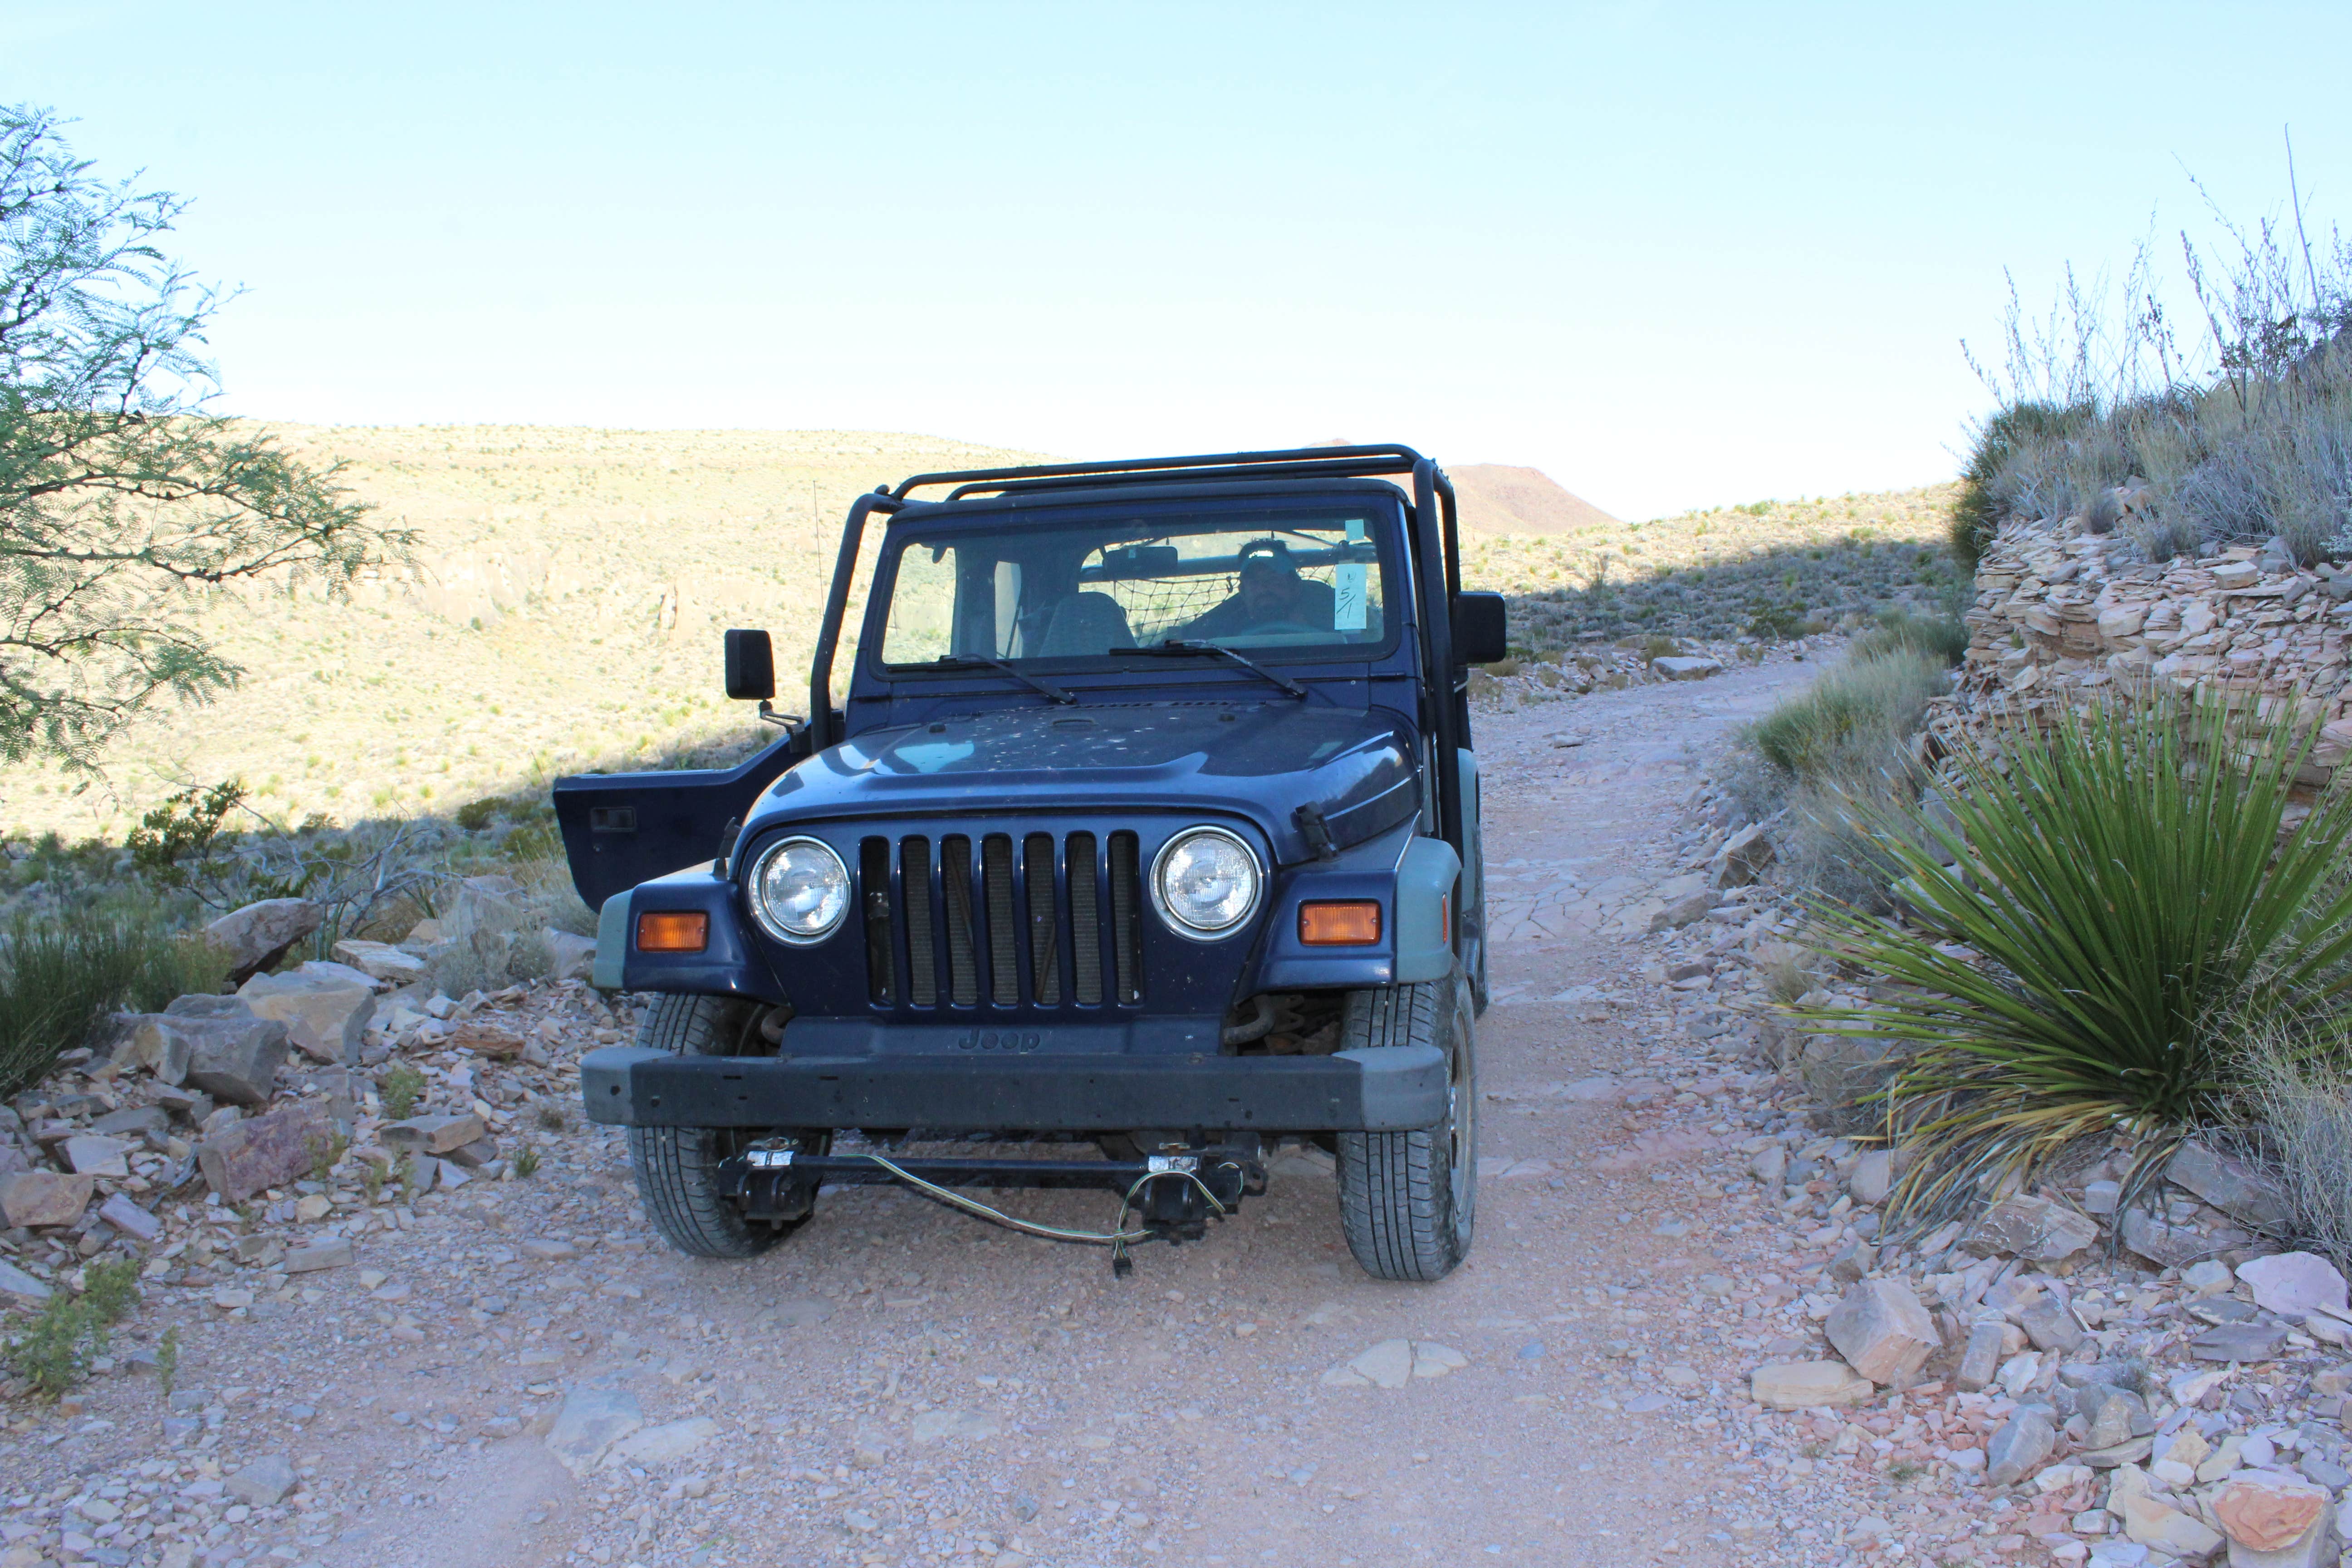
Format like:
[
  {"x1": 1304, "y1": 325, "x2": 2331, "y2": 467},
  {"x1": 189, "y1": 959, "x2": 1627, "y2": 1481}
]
[{"x1": 1798, "y1": 696, "x2": 2352, "y2": 1223}]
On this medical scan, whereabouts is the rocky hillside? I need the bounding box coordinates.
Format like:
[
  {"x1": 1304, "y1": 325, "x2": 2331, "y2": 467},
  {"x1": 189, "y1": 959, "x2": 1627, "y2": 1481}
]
[
  {"x1": 0, "y1": 425, "x2": 1953, "y2": 842},
  {"x1": 2, "y1": 427, "x2": 1044, "y2": 842}
]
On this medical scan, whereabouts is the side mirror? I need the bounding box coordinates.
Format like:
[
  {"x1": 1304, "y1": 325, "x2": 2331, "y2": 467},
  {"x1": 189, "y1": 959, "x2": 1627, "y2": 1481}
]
[
  {"x1": 1452, "y1": 592, "x2": 1508, "y2": 666},
  {"x1": 724, "y1": 629, "x2": 775, "y2": 701}
]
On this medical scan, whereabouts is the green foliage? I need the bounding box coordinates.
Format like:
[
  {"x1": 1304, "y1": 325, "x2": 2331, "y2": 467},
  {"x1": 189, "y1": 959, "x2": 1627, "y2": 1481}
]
[
  {"x1": 307, "y1": 1132, "x2": 348, "y2": 1185},
  {"x1": 6, "y1": 1255, "x2": 142, "y2": 1399},
  {"x1": 125, "y1": 781, "x2": 248, "y2": 887},
  {"x1": 1848, "y1": 605, "x2": 1971, "y2": 666},
  {"x1": 513, "y1": 1144, "x2": 542, "y2": 1179},
  {"x1": 1743, "y1": 597, "x2": 1808, "y2": 641},
  {"x1": 379, "y1": 1064, "x2": 425, "y2": 1122},
  {"x1": 156, "y1": 1324, "x2": 179, "y2": 1398},
  {"x1": 360, "y1": 1158, "x2": 386, "y2": 1204},
  {"x1": 0, "y1": 106, "x2": 407, "y2": 769},
  {"x1": 1801, "y1": 701, "x2": 2352, "y2": 1220},
  {"x1": 0, "y1": 903, "x2": 229, "y2": 1098},
  {"x1": 1745, "y1": 653, "x2": 1949, "y2": 786}
]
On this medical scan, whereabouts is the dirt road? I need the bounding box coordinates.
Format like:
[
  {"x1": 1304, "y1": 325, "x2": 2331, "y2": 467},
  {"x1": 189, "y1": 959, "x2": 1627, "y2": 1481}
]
[{"x1": 6, "y1": 656, "x2": 1847, "y2": 1568}]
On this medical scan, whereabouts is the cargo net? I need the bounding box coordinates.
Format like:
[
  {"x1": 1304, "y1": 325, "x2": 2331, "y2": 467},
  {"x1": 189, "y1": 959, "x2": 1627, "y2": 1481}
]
[{"x1": 1108, "y1": 572, "x2": 1239, "y2": 644}]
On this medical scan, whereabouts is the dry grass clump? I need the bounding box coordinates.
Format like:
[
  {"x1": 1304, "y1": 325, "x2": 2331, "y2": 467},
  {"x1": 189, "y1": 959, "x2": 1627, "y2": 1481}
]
[
  {"x1": 1718, "y1": 610, "x2": 1962, "y2": 910},
  {"x1": 0, "y1": 904, "x2": 227, "y2": 1098},
  {"x1": 1956, "y1": 196, "x2": 2352, "y2": 566},
  {"x1": 2240, "y1": 1023, "x2": 2352, "y2": 1268}
]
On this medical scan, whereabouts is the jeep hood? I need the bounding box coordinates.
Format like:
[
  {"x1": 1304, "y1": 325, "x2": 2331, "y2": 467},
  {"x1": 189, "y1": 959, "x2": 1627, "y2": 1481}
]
[{"x1": 750, "y1": 704, "x2": 1418, "y2": 865}]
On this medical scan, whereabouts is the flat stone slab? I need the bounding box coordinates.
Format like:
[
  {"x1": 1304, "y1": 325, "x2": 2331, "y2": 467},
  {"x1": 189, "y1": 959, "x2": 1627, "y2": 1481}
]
[
  {"x1": 604, "y1": 1416, "x2": 718, "y2": 1468},
  {"x1": 2190, "y1": 1322, "x2": 2290, "y2": 1363},
  {"x1": 545, "y1": 1384, "x2": 644, "y2": 1476},
  {"x1": 1751, "y1": 1360, "x2": 1875, "y2": 1410},
  {"x1": 1318, "y1": 1338, "x2": 1466, "y2": 1389}
]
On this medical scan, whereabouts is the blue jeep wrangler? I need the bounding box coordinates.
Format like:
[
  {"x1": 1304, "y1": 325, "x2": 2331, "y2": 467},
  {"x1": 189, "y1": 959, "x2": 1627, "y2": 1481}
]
[{"x1": 557, "y1": 445, "x2": 1505, "y2": 1281}]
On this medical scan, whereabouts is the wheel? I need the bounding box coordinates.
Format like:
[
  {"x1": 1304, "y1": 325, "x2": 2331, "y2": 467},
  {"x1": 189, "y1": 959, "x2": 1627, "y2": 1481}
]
[
  {"x1": 626, "y1": 992, "x2": 820, "y2": 1259},
  {"x1": 1334, "y1": 965, "x2": 1476, "y2": 1281}
]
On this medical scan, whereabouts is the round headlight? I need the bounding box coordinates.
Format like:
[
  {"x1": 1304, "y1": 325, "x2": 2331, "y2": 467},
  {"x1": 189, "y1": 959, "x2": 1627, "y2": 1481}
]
[
  {"x1": 747, "y1": 836, "x2": 851, "y2": 945},
  {"x1": 1151, "y1": 826, "x2": 1263, "y2": 939}
]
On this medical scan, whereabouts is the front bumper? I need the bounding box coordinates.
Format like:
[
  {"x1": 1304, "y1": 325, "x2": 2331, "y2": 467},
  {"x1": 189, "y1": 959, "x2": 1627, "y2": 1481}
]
[{"x1": 578, "y1": 1044, "x2": 1447, "y2": 1132}]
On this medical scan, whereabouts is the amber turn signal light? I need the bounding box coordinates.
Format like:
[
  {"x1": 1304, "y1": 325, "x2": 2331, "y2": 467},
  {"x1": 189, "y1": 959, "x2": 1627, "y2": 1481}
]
[
  {"x1": 1298, "y1": 900, "x2": 1381, "y2": 946},
  {"x1": 636, "y1": 911, "x2": 710, "y2": 953}
]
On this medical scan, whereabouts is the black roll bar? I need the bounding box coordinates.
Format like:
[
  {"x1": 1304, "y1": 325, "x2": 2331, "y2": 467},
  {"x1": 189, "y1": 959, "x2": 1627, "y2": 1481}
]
[
  {"x1": 1412, "y1": 461, "x2": 1466, "y2": 869},
  {"x1": 808, "y1": 487, "x2": 905, "y2": 749},
  {"x1": 896, "y1": 444, "x2": 1426, "y2": 503}
]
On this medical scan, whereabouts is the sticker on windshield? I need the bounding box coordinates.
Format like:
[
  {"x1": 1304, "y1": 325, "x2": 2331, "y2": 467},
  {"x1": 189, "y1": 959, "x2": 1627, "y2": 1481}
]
[{"x1": 1335, "y1": 518, "x2": 1368, "y2": 631}]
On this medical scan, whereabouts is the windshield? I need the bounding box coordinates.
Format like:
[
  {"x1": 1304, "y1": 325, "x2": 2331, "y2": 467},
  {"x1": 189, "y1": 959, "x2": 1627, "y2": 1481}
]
[{"x1": 877, "y1": 506, "x2": 1394, "y2": 666}]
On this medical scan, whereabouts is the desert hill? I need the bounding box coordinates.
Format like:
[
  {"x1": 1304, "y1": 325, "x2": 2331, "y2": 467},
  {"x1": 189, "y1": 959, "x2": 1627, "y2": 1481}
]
[{"x1": 1449, "y1": 464, "x2": 1622, "y2": 536}]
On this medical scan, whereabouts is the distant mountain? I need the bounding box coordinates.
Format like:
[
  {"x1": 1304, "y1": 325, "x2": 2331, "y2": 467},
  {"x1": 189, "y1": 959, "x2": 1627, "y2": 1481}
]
[
  {"x1": 1299, "y1": 441, "x2": 1617, "y2": 536},
  {"x1": 1446, "y1": 465, "x2": 1621, "y2": 537}
]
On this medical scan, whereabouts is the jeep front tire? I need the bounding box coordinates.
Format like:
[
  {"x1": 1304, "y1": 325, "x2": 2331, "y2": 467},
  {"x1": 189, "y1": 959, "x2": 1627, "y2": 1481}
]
[
  {"x1": 1334, "y1": 966, "x2": 1476, "y2": 1281},
  {"x1": 627, "y1": 992, "x2": 820, "y2": 1259}
]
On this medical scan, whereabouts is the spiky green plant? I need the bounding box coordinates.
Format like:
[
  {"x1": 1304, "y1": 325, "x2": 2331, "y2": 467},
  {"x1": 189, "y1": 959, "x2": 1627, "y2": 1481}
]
[{"x1": 1799, "y1": 696, "x2": 2352, "y2": 1221}]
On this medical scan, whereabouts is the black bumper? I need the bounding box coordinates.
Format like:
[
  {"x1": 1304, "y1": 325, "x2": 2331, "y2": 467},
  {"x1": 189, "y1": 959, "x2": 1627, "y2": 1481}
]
[{"x1": 578, "y1": 1044, "x2": 1449, "y2": 1133}]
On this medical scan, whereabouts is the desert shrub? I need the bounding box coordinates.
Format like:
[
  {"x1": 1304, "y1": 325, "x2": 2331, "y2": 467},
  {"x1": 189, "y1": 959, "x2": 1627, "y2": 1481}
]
[
  {"x1": 1848, "y1": 604, "x2": 1970, "y2": 666},
  {"x1": 1952, "y1": 401, "x2": 2097, "y2": 565},
  {"x1": 1744, "y1": 652, "x2": 1948, "y2": 789},
  {"x1": 1963, "y1": 198, "x2": 2352, "y2": 564},
  {"x1": 425, "y1": 857, "x2": 592, "y2": 994},
  {"x1": 0, "y1": 904, "x2": 227, "y2": 1098},
  {"x1": 1802, "y1": 700, "x2": 2352, "y2": 1221},
  {"x1": 379, "y1": 1063, "x2": 425, "y2": 1120},
  {"x1": 2238, "y1": 1021, "x2": 2352, "y2": 1269},
  {"x1": 1774, "y1": 782, "x2": 1923, "y2": 914},
  {"x1": 454, "y1": 796, "x2": 508, "y2": 831},
  {"x1": 6, "y1": 1256, "x2": 142, "y2": 1399},
  {"x1": 118, "y1": 779, "x2": 452, "y2": 954}
]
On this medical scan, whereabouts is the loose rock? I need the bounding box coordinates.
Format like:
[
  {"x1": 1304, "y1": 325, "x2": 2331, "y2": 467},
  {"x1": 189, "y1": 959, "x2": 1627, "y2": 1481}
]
[
  {"x1": 224, "y1": 1454, "x2": 297, "y2": 1508},
  {"x1": 1749, "y1": 1360, "x2": 1875, "y2": 1410},
  {"x1": 197, "y1": 1098, "x2": 332, "y2": 1202},
  {"x1": 0, "y1": 1169, "x2": 93, "y2": 1228},
  {"x1": 1825, "y1": 1279, "x2": 1937, "y2": 1385},
  {"x1": 238, "y1": 966, "x2": 376, "y2": 1064},
  {"x1": 203, "y1": 897, "x2": 323, "y2": 981}
]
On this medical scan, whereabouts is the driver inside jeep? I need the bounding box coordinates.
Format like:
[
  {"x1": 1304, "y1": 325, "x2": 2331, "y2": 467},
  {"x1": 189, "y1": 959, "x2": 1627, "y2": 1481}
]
[{"x1": 1180, "y1": 542, "x2": 1335, "y2": 641}]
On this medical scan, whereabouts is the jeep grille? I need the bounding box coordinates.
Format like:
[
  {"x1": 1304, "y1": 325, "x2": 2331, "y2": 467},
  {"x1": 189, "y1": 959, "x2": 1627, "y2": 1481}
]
[{"x1": 862, "y1": 830, "x2": 1143, "y2": 1010}]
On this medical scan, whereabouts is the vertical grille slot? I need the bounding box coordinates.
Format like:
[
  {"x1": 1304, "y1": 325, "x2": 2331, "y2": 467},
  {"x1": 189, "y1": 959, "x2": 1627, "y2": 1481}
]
[
  {"x1": 901, "y1": 837, "x2": 936, "y2": 1007},
  {"x1": 941, "y1": 834, "x2": 979, "y2": 1006},
  {"x1": 1024, "y1": 833, "x2": 1060, "y2": 1005},
  {"x1": 982, "y1": 833, "x2": 1019, "y2": 1006},
  {"x1": 1067, "y1": 832, "x2": 1102, "y2": 1005},
  {"x1": 860, "y1": 838, "x2": 893, "y2": 1005},
  {"x1": 880, "y1": 827, "x2": 1141, "y2": 1011},
  {"x1": 1107, "y1": 830, "x2": 1142, "y2": 1005}
]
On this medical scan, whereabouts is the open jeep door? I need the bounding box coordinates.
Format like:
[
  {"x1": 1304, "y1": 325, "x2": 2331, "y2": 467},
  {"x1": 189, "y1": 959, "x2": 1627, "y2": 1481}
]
[{"x1": 553, "y1": 731, "x2": 809, "y2": 911}]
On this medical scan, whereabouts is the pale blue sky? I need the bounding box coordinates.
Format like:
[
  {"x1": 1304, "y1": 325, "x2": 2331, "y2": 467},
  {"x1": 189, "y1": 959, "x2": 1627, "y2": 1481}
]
[{"x1": 6, "y1": 1, "x2": 2347, "y2": 517}]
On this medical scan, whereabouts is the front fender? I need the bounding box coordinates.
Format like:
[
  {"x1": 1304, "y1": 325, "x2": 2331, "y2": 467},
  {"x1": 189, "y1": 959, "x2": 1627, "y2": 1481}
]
[
  {"x1": 591, "y1": 868, "x2": 790, "y2": 1003},
  {"x1": 1245, "y1": 823, "x2": 1460, "y2": 992}
]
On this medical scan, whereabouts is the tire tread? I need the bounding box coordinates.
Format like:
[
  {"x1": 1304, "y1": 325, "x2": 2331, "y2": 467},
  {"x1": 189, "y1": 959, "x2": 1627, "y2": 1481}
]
[
  {"x1": 627, "y1": 994, "x2": 785, "y2": 1259},
  {"x1": 1334, "y1": 970, "x2": 1472, "y2": 1282}
]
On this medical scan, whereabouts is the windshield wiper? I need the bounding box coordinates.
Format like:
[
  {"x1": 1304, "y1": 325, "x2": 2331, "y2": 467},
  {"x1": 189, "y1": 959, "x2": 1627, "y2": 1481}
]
[
  {"x1": 923, "y1": 655, "x2": 1076, "y2": 705},
  {"x1": 1112, "y1": 640, "x2": 1308, "y2": 699}
]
